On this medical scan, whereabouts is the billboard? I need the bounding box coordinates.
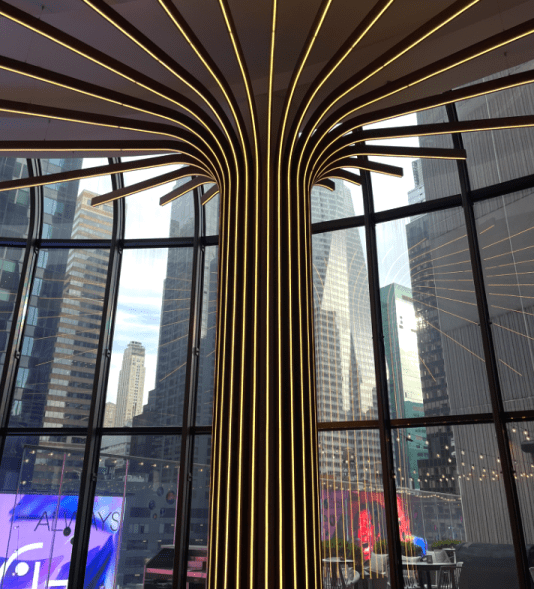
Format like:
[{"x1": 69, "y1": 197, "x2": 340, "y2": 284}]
[{"x1": 0, "y1": 494, "x2": 123, "y2": 589}]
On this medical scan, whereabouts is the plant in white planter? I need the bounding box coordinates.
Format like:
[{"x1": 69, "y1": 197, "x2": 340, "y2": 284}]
[
  {"x1": 401, "y1": 541, "x2": 423, "y2": 563},
  {"x1": 370, "y1": 539, "x2": 389, "y2": 575}
]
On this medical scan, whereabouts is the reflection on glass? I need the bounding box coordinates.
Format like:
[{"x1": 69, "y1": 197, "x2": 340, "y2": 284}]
[
  {"x1": 507, "y1": 423, "x2": 534, "y2": 547},
  {"x1": 475, "y1": 192, "x2": 534, "y2": 411},
  {"x1": 313, "y1": 226, "x2": 377, "y2": 422},
  {"x1": 319, "y1": 430, "x2": 384, "y2": 585},
  {"x1": 41, "y1": 158, "x2": 113, "y2": 240},
  {"x1": 9, "y1": 248, "x2": 109, "y2": 429},
  {"x1": 311, "y1": 180, "x2": 363, "y2": 223},
  {"x1": 367, "y1": 109, "x2": 460, "y2": 212},
  {"x1": 394, "y1": 424, "x2": 519, "y2": 589},
  {"x1": 0, "y1": 157, "x2": 30, "y2": 239},
  {"x1": 186, "y1": 435, "x2": 211, "y2": 587},
  {"x1": 88, "y1": 435, "x2": 180, "y2": 589},
  {"x1": 105, "y1": 247, "x2": 193, "y2": 428},
  {"x1": 197, "y1": 247, "x2": 218, "y2": 426},
  {"x1": 457, "y1": 60, "x2": 534, "y2": 190},
  {"x1": 0, "y1": 248, "x2": 24, "y2": 374},
  {"x1": 204, "y1": 187, "x2": 219, "y2": 236},
  {"x1": 378, "y1": 208, "x2": 492, "y2": 425},
  {"x1": 0, "y1": 435, "x2": 86, "y2": 589},
  {"x1": 123, "y1": 157, "x2": 195, "y2": 239}
]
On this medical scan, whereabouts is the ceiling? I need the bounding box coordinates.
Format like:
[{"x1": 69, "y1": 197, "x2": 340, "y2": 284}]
[{"x1": 1, "y1": 0, "x2": 534, "y2": 156}]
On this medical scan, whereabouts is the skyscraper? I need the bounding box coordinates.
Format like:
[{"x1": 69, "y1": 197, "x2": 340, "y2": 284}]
[{"x1": 114, "y1": 341, "x2": 146, "y2": 427}]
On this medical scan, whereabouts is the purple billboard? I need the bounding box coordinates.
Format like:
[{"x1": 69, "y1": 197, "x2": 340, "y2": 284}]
[{"x1": 0, "y1": 494, "x2": 124, "y2": 589}]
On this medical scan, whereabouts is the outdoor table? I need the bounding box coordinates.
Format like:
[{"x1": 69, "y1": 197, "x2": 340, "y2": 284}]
[
  {"x1": 402, "y1": 561, "x2": 459, "y2": 589},
  {"x1": 323, "y1": 557, "x2": 360, "y2": 588}
]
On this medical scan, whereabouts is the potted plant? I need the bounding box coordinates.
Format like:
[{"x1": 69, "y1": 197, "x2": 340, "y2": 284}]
[
  {"x1": 370, "y1": 539, "x2": 389, "y2": 575},
  {"x1": 430, "y1": 539, "x2": 461, "y2": 562},
  {"x1": 401, "y1": 540, "x2": 423, "y2": 564}
]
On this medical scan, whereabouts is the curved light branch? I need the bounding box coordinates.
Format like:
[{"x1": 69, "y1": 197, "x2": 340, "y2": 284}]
[
  {"x1": 159, "y1": 175, "x2": 214, "y2": 206},
  {"x1": 314, "y1": 179, "x2": 335, "y2": 191},
  {"x1": 0, "y1": 139, "x2": 196, "y2": 157},
  {"x1": 306, "y1": 16, "x2": 534, "y2": 184},
  {"x1": 0, "y1": 56, "x2": 226, "y2": 187},
  {"x1": 354, "y1": 116, "x2": 534, "y2": 143},
  {"x1": 0, "y1": 0, "x2": 231, "y2": 189},
  {"x1": 81, "y1": 0, "x2": 239, "y2": 155},
  {"x1": 313, "y1": 68, "x2": 534, "y2": 171},
  {"x1": 317, "y1": 170, "x2": 362, "y2": 187},
  {"x1": 300, "y1": 0, "x2": 479, "y2": 148},
  {"x1": 91, "y1": 165, "x2": 212, "y2": 206},
  {"x1": 0, "y1": 99, "x2": 216, "y2": 179},
  {"x1": 285, "y1": 0, "x2": 395, "y2": 158},
  {"x1": 313, "y1": 145, "x2": 466, "y2": 183},
  {"x1": 157, "y1": 0, "x2": 248, "y2": 156},
  {"x1": 0, "y1": 154, "x2": 193, "y2": 193},
  {"x1": 201, "y1": 185, "x2": 220, "y2": 206},
  {"x1": 316, "y1": 158, "x2": 404, "y2": 185}
]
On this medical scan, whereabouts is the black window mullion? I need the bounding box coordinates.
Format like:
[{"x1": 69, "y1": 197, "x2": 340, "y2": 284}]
[
  {"x1": 361, "y1": 162, "x2": 403, "y2": 589},
  {"x1": 447, "y1": 102, "x2": 530, "y2": 589},
  {"x1": 67, "y1": 158, "x2": 125, "y2": 589},
  {"x1": 0, "y1": 158, "x2": 42, "y2": 440},
  {"x1": 174, "y1": 185, "x2": 206, "y2": 589}
]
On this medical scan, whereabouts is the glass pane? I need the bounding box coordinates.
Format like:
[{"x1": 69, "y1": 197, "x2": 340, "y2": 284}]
[
  {"x1": 457, "y1": 60, "x2": 534, "y2": 190},
  {"x1": 41, "y1": 158, "x2": 113, "y2": 240},
  {"x1": 105, "y1": 247, "x2": 193, "y2": 428},
  {"x1": 0, "y1": 248, "x2": 24, "y2": 374},
  {"x1": 367, "y1": 109, "x2": 460, "y2": 212},
  {"x1": 0, "y1": 157, "x2": 30, "y2": 239},
  {"x1": 507, "y1": 423, "x2": 534, "y2": 550},
  {"x1": 319, "y1": 430, "x2": 384, "y2": 585},
  {"x1": 0, "y1": 435, "x2": 86, "y2": 589},
  {"x1": 186, "y1": 435, "x2": 211, "y2": 587},
  {"x1": 474, "y1": 191, "x2": 534, "y2": 412},
  {"x1": 311, "y1": 180, "x2": 364, "y2": 224},
  {"x1": 204, "y1": 185, "x2": 219, "y2": 236},
  {"x1": 197, "y1": 247, "x2": 218, "y2": 426},
  {"x1": 378, "y1": 208, "x2": 492, "y2": 420},
  {"x1": 88, "y1": 435, "x2": 180, "y2": 589},
  {"x1": 393, "y1": 423, "x2": 518, "y2": 589},
  {"x1": 312, "y1": 228, "x2": 377, "y2": 422},
  {"x1": 9, "y1": 248, "x2": 109, "y2": 428},
  {"x1": 123, "y1": 157, "x2": 195, "y2": 239}
]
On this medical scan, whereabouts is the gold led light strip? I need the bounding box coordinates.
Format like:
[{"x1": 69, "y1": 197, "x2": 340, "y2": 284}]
[
  {"x1": 308, "y1": 18, "x2": 534, "y2": 185},
  {"x1": 0, "y1": 57, "x2": 225, "y2": 188},
  {"x1": 316, "y1": 171, "x2": 362, "y2": 187},
  {"x1": 314, "y1": 179, "x2": 335, "y2": 191},
  {"x1": 316, "y1": 158, "x2": 404, "y2": 185},
  {"x1": 201, "y1": 185, "x2": 220, "y2": 206},
  {"x1": 0, "y1": 154, "x2": 191, "y2": 193},
  {"x1": 159, "y1": 176, "x2": 213, "y2": 206},
  {"x1": 0, "y1": 0, "x2": 230, "y2": 193},
  {"x1": 266, "y1": 0, "x2": 277, "y2": 586},
  {"x1": 91, "y1": 166, "x2": 211, "y2": 206},
  {"x1": 216, "y1": 2, "x2": 260, "y2": 586},
  {"x1": 313, "y1": 146, "x2": 466, "y2": 182},
  {"x1": 314, "y1": 68, "x2": 534, "y2": 172},
  {"x1": 298, "y1": 0, "x2": 479, "y2": 173}
]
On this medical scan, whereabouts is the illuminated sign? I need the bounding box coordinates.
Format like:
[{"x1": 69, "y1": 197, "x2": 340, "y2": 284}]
[{"x1": 0, "y1": 494, "x2": 123, "y2": 589}]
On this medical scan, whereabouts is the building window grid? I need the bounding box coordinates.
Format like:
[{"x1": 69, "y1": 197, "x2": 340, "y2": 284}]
[{"x1": 0, "y1": 101, "x2": 534, "y2": 586}]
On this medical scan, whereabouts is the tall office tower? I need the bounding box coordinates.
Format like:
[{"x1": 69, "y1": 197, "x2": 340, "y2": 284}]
[
  {"x1": 41, "y1": 190, "x2": 113, "y2": 434},
  {"x1": 408, "y1": 159, "x2": 426, "y2": 205},
  {"x1": 312, "y1": 183, "x2": 382, "y2": 490},
  {"x1": 114, "y1": 341, "x2": 146, "y2": 427},
  {"x1": 406, "y1": 61, "x2": 534, "y2": 542},
  {"x1": 103, "y1": 402, "x2": 116, "y2": 428},
  {"x1": 380, "y1": 283, "x2": 428, "y2": 490},
  {"x1": 376, "y1": 218, "x2": 411, "y2": 289}
]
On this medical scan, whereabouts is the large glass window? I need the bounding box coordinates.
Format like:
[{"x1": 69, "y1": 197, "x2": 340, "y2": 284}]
[{"x1": 311, "y1": 61, "x2": 534, "y2": 589}]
